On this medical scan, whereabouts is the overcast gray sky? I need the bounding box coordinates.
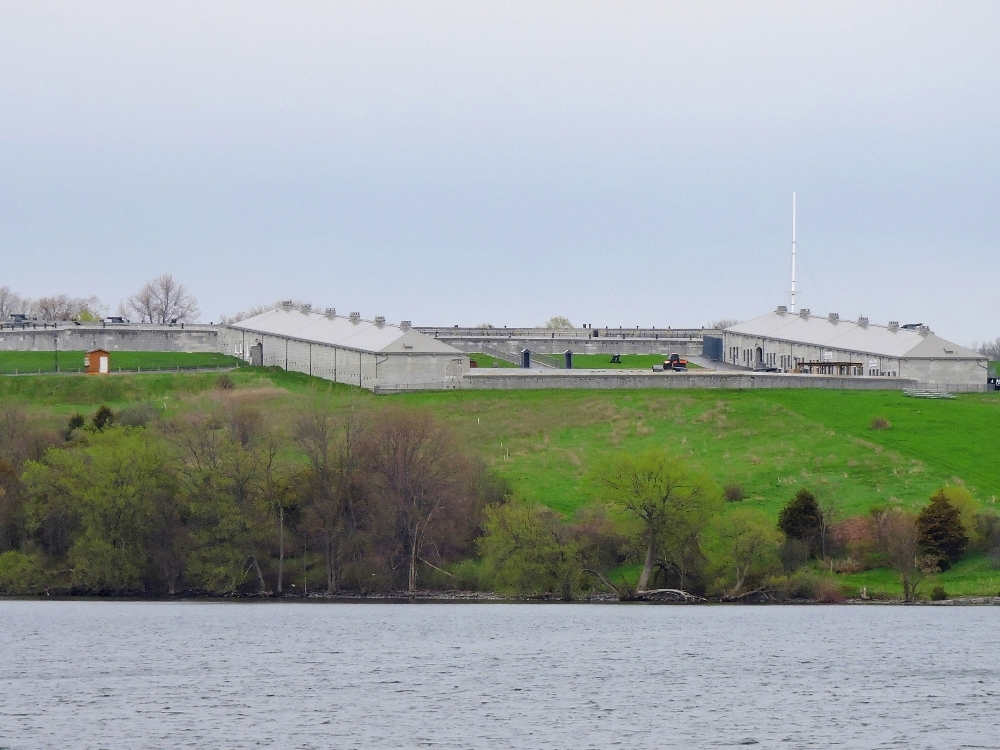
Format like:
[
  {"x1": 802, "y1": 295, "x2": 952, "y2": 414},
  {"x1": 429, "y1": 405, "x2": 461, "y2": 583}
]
[{"x1": 1, "y1": 2, "x2": 997, "y2": 342}]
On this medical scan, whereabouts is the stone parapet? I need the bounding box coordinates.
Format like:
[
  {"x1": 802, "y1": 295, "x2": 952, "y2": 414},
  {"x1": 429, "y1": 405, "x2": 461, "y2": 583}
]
[{"x1": 459, "y1": 370, "x2": 924, "y2": 391}]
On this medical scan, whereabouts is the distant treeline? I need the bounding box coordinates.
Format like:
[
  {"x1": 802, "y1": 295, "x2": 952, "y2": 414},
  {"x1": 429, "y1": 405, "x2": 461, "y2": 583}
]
[{"x1": 0, "y1": 379, "x2": 998, "y2": 600}]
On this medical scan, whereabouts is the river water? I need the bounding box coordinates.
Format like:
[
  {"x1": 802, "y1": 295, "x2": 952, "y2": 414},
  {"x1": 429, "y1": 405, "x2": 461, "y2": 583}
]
[{"x1": 1, "y1": 601, "x2": 998, "y2": 749}]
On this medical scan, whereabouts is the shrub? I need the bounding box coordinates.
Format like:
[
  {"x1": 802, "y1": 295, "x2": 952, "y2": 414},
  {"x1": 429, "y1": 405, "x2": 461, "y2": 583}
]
[
  {"x1": 815, "y1": 578, "x2": 845, "y2": 603},
  {"x1": 779, "y1": 570, "x2": 818, "y2": 599},
  {"x1": 116, "y1": 403, "x2": 159, "y2": 428},
  {"x1": 917, "y1": 490, "x2": 969, "y2": 570},
  {"x1": 0, "y1": 551, "x2": 50, "y2": 595},
  {"x1": 217, "y1": 373, "x2": 235, "y2": 390},
  {"x1": 90, "y1": 405, "x2": 114, "y2": 432},
  {"x1": 723, "y1": 483, "x2": 745, "y2": 502},
  {"x1": 830, "y1": 516, "x2": 877, "y2": 561},
  {"x1": 870, "y1": 417, "x2": 892, "y2": 431},
  {"x1": 65, "y1": 412, "x2": 85, "y2": 440},
  {"x1": 777, "y1": 488, "x2": 823, "y2": 554},
  {"x1": 930, "y1": 584, "x2": 948, "y2": 601},
  {"x1": 972, "y1": 510, "x2": 1000, "y2": 554},
  {"x1": 779, "y1": 537, "x2": 810, "y2": 572}
]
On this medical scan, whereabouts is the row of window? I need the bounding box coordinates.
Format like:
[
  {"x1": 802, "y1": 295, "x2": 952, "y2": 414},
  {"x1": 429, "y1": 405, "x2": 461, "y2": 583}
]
[{"x1": 728, "y1": 344, "x2": 896, "y2": 376}]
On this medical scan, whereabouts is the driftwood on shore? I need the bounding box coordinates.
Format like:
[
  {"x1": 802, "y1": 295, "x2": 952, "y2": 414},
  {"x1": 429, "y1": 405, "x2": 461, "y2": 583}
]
[{"x1": 634, "y1": 588, "x2": 707, "y2": 602}]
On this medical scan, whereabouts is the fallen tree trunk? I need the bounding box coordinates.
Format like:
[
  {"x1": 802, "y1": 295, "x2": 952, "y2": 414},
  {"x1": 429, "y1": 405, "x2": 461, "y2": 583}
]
[{"x1": 635, "y1": 588, "x2": 706, "y2": 602}]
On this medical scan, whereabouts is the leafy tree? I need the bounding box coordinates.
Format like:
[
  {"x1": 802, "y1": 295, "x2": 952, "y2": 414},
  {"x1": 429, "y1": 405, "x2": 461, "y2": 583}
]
[
  {"x1": 479, "y1": 503, "x2": 581, "y2": 599},
  {"x1": 0, "y1": 550, "x2": 50, "y2": 594},
  {"x1": 544, "y1": 316, "x2": 573, "y2": 329},
  {"x1": 170, "y1": 411, "x2": 273, "y2": 594},
  {"x1": 594, "y1": 449, "x2": 717, "y2": 592},
  {"x1": 917, "y1": 490, "x2": 968, "y2": 570},
  {"x1": 23, "y1": 430, "x2": 177, "y2": 593},
  {"x1": 91, "y1": 405, "x2": 114, "y2": 432},
  {"x1": 777, "y1": 488, "x2": 823, "y2": 555},
  {"x1": 704, "y1": 508, "x2": 782, "y2": 597}
]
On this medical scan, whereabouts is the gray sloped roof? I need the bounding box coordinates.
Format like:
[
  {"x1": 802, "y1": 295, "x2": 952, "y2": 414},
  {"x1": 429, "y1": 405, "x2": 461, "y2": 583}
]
[
  {"x1": 726, "y1": 311, "x2": 983, "y2": 360},
  {"x1": 228, "y1": 308, "x2": 463, "y2": 355}
]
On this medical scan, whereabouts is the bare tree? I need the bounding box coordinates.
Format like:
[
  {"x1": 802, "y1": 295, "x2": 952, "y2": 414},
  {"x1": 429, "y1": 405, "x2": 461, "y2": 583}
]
[
  {"x1": 545, "y1": 316, "x2": 573, "y2": 329},
  {"x1": 120, "y1": 283, "x2": 158, "y2": 323},
  {"x1": 872, "y1": 507, "x2": 937, "y2": 602},
  {"x1": 972, "y1": 337, "x2": 1000, "y2": 360},
  {"x1": 32, "y1": 294, "x2": 104, "y2": 321},
  {"x1": 123, "y1": 274, "x2": 198, "y2": 323},
  {"x1": 296, "y1": 402, "x2": 370, "y2": 593},
  {"x1": 709, "y1": 318, "x2": 741, "y2": 330},
  {"x1": 220, "y1": 305, "x2": 273, "y2": 325},
  {"x1": 369, "y1": 406, "x2": 475, "y2": 592},
  {"x1": 0, "y1": 287, "x2": 26, "y2": 320}
]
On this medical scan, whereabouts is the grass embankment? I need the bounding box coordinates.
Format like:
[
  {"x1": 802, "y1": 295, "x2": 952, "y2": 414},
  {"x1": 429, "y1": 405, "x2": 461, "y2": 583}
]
[
  {"x1": 0, "y1": 350, "x2": 241, "y2": 374},
  {"x1": 570, "y1": 353, "x2": 702, "y2": 369},
  {"x1": 3, "y1": 369, "x2": 999, "y2": 597}
]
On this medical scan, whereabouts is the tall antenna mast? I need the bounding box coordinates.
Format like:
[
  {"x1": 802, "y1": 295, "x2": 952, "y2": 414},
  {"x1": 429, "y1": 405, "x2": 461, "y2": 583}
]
[{"x1": 790, "y1": 192, "x2": 797, "y2": 313}]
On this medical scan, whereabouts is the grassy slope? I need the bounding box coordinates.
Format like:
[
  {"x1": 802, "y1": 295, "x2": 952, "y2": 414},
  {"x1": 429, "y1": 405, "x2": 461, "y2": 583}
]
[
  {"x1": 0, "y1": 350, "x2": 241, "y2": 374},
  {"x1": 396, "y1": 388, "x2": 1000, "y2": 518},
  {"x1": 3, "y1": 370, "x2": 998, "y2": 596}
]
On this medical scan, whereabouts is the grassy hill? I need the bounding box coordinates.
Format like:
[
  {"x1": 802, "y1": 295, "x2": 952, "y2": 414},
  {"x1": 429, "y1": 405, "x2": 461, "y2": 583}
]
[{"x1": 3, "y1": 368, "x2": 998, "y2": 596}]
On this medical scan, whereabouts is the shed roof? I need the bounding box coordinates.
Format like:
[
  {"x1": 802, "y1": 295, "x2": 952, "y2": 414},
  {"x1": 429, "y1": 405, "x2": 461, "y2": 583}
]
[
  {"x1": 726, "y1": 311, "x2": 982, "y2": 360},
  {"x1": 228, "y1": 308, "x2": 463, "y2": 355}
]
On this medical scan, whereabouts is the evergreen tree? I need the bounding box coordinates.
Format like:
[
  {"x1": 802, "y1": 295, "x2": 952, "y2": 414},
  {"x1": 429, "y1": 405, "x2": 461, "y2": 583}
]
[
  {"x1": 917, "y1": 490, "x2": 968, "y2": 570},
  {"x1": 777, "y1": 488, "x2": 823, "y2": 555}
]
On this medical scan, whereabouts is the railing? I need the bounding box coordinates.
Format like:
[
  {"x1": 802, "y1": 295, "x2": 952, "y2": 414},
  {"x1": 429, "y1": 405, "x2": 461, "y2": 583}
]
[
  {"x1": 478, "y1": 345, "x2": 522, "y2": 367},
  {"x1": 530, "y1": 352, "x2": 562, "y2": 369}
]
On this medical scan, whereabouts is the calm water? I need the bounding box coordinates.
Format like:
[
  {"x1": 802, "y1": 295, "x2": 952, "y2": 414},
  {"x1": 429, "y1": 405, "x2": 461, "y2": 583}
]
[{"x1": 1, "y1": 601, "x2": 998, "y2": 749}]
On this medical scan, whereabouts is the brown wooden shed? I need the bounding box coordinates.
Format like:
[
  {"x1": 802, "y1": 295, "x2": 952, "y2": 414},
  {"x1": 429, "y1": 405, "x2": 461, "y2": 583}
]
[{"x1": 84, "y1": 349, "x2": 110, "y2": 375}]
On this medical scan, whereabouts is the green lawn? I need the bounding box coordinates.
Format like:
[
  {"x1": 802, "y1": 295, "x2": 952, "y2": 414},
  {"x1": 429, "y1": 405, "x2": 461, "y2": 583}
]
[
  {"x1": 830, "y1": 555, "x2": 1000, "y2": 599},
  {"x1": 469, "y1": 353, "x2": 518, "y2": 369},
  {"x1": 0, "y1": 350, "x2": 242, "y2": 374},
  {"x1": 394, "y1": 388, "x2": 1000, "y2": 520},
  {"x1": 570, "y1": 353, "x2": 702, "y2": 369}
]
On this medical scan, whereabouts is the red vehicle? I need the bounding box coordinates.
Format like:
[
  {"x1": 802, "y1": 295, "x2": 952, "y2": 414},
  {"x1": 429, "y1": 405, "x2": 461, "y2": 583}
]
[{"x1": 665, "y1": 353, "x2": 688, "y2": 371}]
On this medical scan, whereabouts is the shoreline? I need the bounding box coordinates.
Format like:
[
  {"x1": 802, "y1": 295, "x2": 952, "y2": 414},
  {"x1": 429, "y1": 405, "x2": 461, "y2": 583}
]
[{"x1": 4, "y1": 592, "x2": 1000, "y2": 605}]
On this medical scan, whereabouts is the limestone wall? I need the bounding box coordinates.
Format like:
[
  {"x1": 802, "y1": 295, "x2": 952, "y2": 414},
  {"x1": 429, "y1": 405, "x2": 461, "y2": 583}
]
[
  {"x1": 0, "y1": 324, "x2": 219, "y2": 353},
  {"x1": 443, "y1": 336, "x2": 702, "y2": 357}
]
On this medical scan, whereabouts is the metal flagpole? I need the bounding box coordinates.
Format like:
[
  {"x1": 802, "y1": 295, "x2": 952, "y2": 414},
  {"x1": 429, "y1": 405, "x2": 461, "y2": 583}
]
[{"x1": 791, "y1": 192, "x2": 797, "y2": 313}]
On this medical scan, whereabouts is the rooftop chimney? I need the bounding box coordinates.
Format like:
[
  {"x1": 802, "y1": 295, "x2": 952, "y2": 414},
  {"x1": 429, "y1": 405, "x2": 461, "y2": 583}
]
[
  {"x1": 828, "y1": 312, "x2": 839, "y2": 323},
  {"x1": 400, "y1": 320, "x2": 412, "y2": 331},
  {"x1": 349, "y1": 312, "x2": 361, "y2": 323},
  {"x1": 300, "y1": 303, "x2": 311, "y2": 313},
  {"x1": 776, "y1": 305, "x2": 787, "y2": 314},
  {"x1": 324, "y1": 308, "x2": 336, "y2": 319},
  {"x1": 888, "y1": 321, "x2": 899, "y2": 331},
  {"x1": 799, "y1": 308, "x2": 811, "y2": 318},
  {"x1": 857, "y1": 316, "x2": 869, "y2": 327},
  {"x1": 280, "y1": 300, "x2": 293, "y2": 310},
  {"x1": 917, "y1": 325, "x2": 930, "y2": 335},
  {"x1": 374, "y1": 316, "x2": 386, "y2": 326}
]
